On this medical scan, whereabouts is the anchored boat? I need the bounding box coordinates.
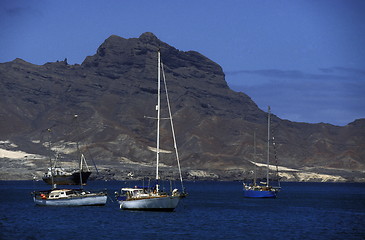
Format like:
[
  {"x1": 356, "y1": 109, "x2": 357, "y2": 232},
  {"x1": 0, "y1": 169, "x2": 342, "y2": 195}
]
[
  {"x1": 116, "y1": 50, "x2": 186, "y2": 211},
  {"x1": 42, "y1": 165, "x2": 91, "y2": 186},
  {"x1": 117, "y1": 186, "x2": 183, "y2": 211},
  {"x1": 42, "y1": 117, "x2": 93, "y2": 185},
  {"x1": 32, "y1": 116, "x2": 107, "y2": 206},
  {"x1": 243, "y1": 106, "x2": 281, "y2": 198},
  {"x1": 32, "y1": 188, "x2": 107, "y2": 206}
]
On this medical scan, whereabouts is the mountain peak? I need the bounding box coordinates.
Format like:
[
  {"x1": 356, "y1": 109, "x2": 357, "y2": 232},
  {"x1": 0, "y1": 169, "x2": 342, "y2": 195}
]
[
  {"x1": 139, "y1": 32, "x2": 159, "y2": 43},
  {"x1": 82, "y1": 33, "x2": 163, "y2": 67},
  {"x1": 99, "y1": 32, "x2": 161, "y2": 52}
]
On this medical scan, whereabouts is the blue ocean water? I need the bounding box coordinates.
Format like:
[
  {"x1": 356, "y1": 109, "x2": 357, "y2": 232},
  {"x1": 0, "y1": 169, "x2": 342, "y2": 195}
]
[{"x1": 0, "y1": 181, "x2": 364, "y2": 240}]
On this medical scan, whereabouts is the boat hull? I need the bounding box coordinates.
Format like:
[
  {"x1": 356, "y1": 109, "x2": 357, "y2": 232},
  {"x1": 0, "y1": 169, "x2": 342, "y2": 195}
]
[
  {"x1": 33, "y1": 194, "x2": 107, "y2": 206},
  {"x1": 243, "y1": 189, "x2": 277, "y2": 198},
  {"x1": 42, "y1": 171, "x2": 92, "y2": 185},
  {"x1": 118, "y1": 196, "x2": 180, "y2": 211}
]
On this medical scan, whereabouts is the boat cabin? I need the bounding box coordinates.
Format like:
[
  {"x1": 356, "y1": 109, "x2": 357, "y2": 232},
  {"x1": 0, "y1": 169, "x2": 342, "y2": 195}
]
[
  {"x1": 44, "y1": 167, "x2": 73, "y2": 177},
  {"x1": 48, "y1": 189, "x2": 74, "y2": 199},
  {"x1": 121, "y1": 187, "x2": 151, "y2": 199}
]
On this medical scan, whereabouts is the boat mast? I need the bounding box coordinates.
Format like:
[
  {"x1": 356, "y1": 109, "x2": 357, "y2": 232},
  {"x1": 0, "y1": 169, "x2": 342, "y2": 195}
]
[
  {"x1": 47, "y1": 128, "x2": 55, "y2": 188},
  {"x1": 161, "y1": 61, "x2": 185, "y2": 192},
  {"x1": 266, "y1": 106, "x2": 270, "y2": 187},
  {"x1": 155, "y1": 50, "x2": 161, "y2": 192},
  {"x1": 74, "y1": 114, "x2": 83, "y2": 188},
  {"x1": 253, "y1": 130, "x2": 257, "y2": 186}
]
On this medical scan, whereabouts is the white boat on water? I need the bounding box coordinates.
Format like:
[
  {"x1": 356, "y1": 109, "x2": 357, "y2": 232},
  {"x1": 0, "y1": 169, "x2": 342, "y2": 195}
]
[
  {"x1": 32, "y1": 116, "x2": 108, "y2": 207},
  {"x1": 116, "y1": 50, "x2": 187, "y2": 211},
  {"x1": 117, "y1": 187, "x2": 182, "y2": 211},
  {"x1": 33, "y1": 189, "x2": 107, "y2": 206}
]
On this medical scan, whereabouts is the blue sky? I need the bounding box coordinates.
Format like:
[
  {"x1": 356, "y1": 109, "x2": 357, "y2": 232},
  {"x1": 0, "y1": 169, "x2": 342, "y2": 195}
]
[{"x1": 1, "y1": 0, "x2": 364, "y2": 126}]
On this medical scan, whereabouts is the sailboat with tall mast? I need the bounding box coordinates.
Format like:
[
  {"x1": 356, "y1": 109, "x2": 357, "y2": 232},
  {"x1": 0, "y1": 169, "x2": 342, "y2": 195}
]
[
  {"x1": 42, "y1": 116, "x2": 92, "y2": 185},
  {"x1": 116, "y1": 50, "x2": 186, "y2": 211},
  {"x1": 42, "y1": 152, "x2": 92, "y2": 185},
  {"x1": 32, "y1": 117, "x2": 107, "y2": 206},
  {"x1": 243, "y1": 106, "x2": 280, "y2": 198}
]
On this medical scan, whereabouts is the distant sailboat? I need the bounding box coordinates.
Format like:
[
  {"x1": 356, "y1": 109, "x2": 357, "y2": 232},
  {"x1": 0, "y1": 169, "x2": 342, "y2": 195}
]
[
  {"x1": 243, "y1": 106, "x2": 281, "y2": 198},
  {"x1": 42, "y1": 154, "x2": 92, "y2": 186},
  {"x1": 32, "y1": 188, "x2": 107, "y2": 206},
  {"x1": 115, "y1": 50, "x2": 186, "y2": 211},
  {"x1": 42, "y1": 117, "x2": 92, "y2": 185},
  {"x1": 32, "y1": 117, "x2": 107, "y2": 206}
]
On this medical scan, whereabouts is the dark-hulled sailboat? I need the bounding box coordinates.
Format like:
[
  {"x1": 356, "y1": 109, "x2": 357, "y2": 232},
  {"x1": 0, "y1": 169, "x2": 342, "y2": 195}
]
[
  {"x1": 42, "y1": 116, "x2": 92, "y2": 185},
  {"x1": 32, "y1": 116, "x2": 107, "y2": 206},
  {"x1": 42, "y1": 155, "x2": 92, "y2": 185}
]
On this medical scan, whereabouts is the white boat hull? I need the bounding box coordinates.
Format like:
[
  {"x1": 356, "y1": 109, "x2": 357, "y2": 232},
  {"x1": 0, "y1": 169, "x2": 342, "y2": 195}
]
[
  {"x1": 119, "y1": 196, "x2": 180, "y2": 211},
  {"x1": 33, "y1": 195, "x2": 107, "y2": 206}
]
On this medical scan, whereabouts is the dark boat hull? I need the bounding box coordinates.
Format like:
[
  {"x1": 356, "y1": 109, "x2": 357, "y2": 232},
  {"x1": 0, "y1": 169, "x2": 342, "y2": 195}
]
[{"x1": 42, "y1": 171, "x2": 92, "y2": 185}]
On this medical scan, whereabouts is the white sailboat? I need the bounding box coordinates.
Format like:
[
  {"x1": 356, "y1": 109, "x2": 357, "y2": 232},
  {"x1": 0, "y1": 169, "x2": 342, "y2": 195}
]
[
  {"x1": 32, "y1": 119, "x2": 107, "y2": 206},
  {"x1": 116, "y1": 50, "x2": 186, "y2": 211},
  {"x1": 32, "y1": 188, "x2": 107, "y2": 206}
]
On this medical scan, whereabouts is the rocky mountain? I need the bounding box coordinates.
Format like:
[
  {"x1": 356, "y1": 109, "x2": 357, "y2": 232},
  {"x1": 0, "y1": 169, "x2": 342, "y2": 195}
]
[{"x1": 0, "y1": 32, "x2": 364, "y2": 182}]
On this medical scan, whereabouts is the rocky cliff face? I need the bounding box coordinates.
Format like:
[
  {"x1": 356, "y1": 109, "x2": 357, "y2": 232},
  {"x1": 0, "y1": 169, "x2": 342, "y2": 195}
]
[{"x1": 0, "y1": 32, "x2": 364, "y2": 182}]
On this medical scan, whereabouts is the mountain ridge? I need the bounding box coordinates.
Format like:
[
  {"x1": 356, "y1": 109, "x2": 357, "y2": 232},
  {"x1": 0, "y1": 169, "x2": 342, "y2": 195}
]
[{"x1": 0, "y1": 32, "x2": 364, "y2": 182}]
